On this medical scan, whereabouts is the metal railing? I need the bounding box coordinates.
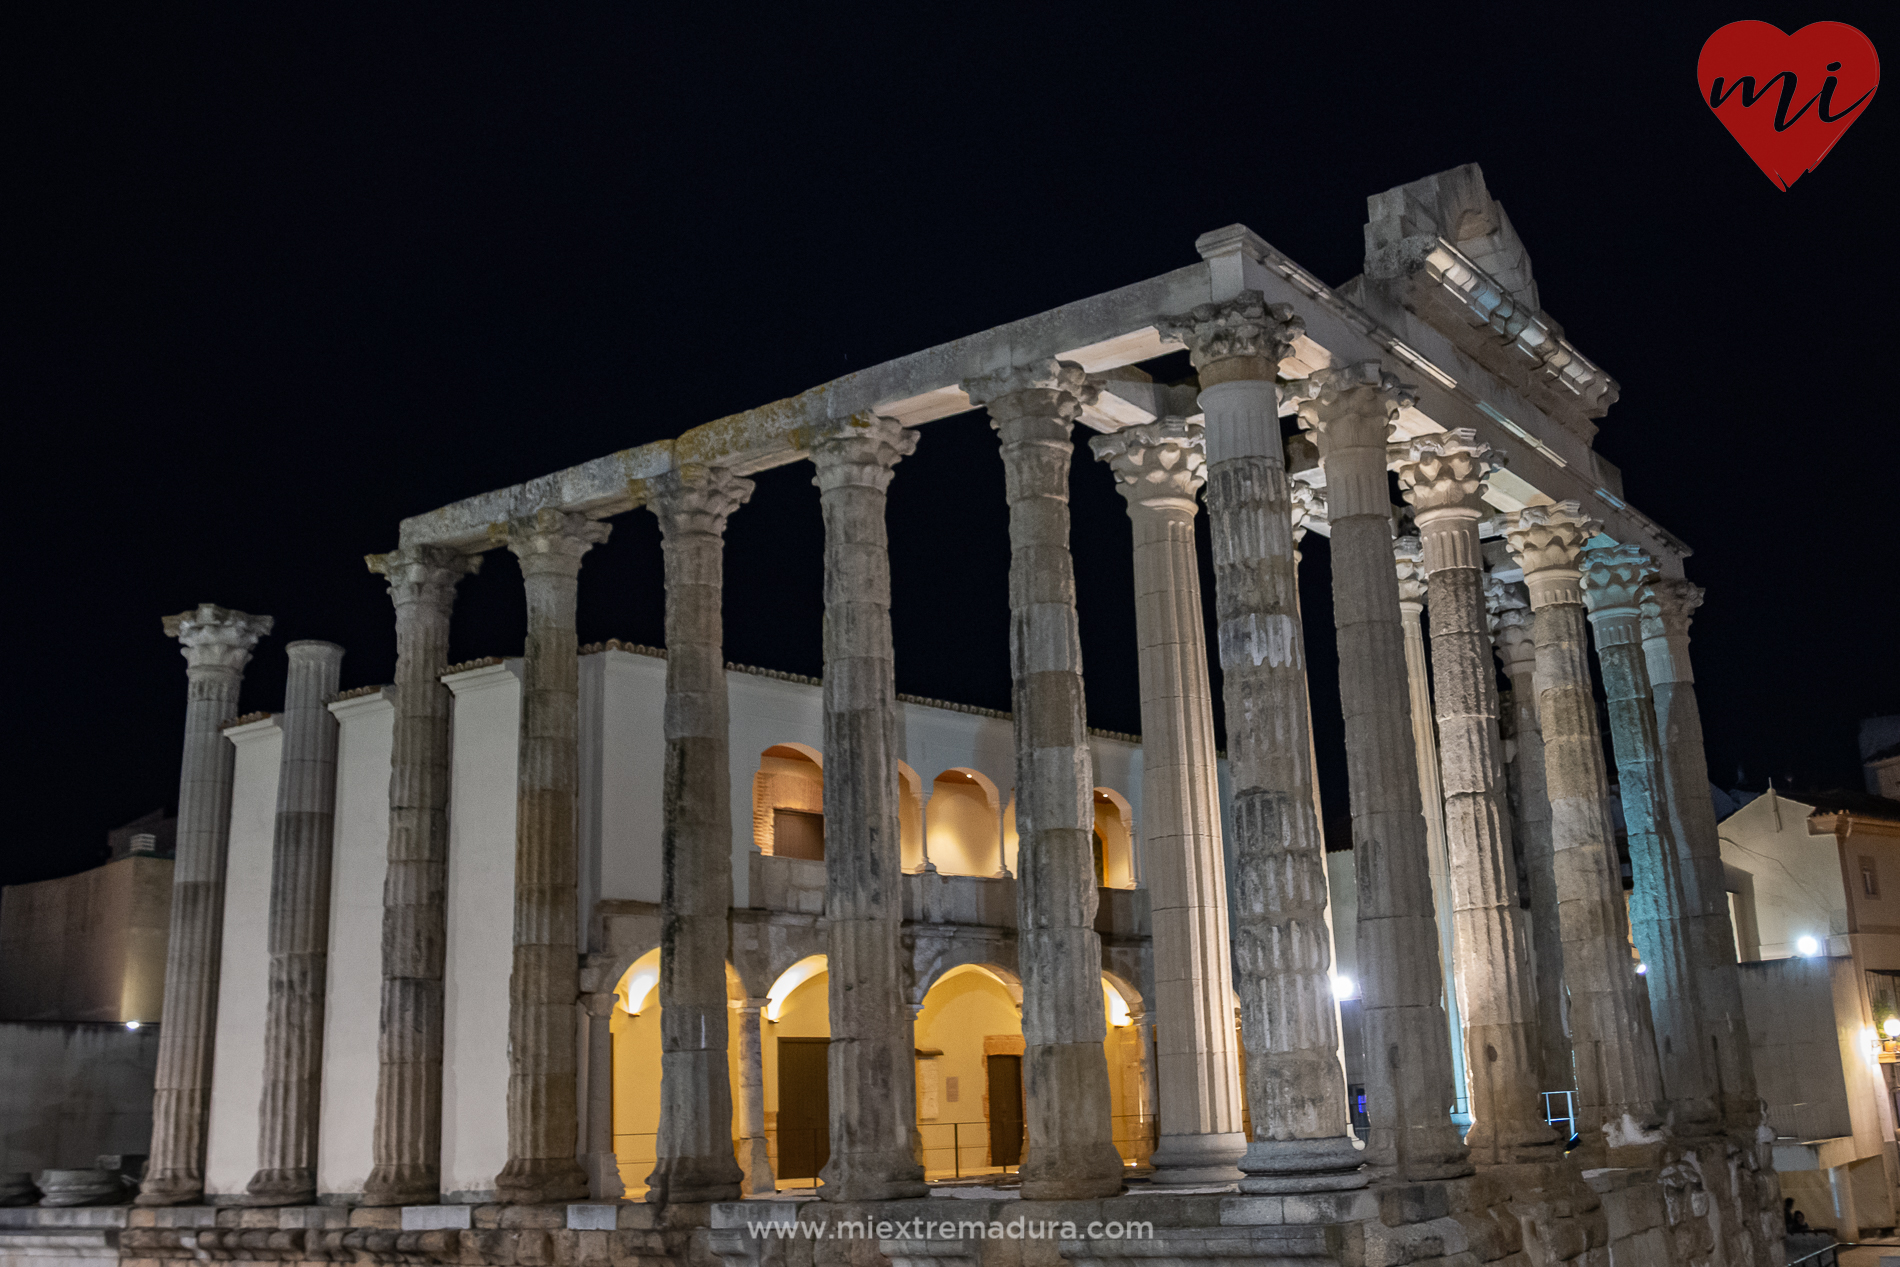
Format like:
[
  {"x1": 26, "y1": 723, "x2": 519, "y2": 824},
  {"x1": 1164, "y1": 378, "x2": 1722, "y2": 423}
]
[
  {"x1": 915, "y1": 1121, "x2": 1022, "y2": 1180},
  {"x1": 1541, "y1": 1090, "x2": 1577, "y2": 1140}
]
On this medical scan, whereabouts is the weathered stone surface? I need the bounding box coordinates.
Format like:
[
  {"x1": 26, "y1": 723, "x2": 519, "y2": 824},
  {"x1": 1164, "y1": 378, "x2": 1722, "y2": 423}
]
[
  {"x1": 965, "y1": 362, "x2": 1123, "y2": 1201},
  {"x1": 247, "y1": 640, "x2": 346, "y2": 1205},
  {"x1": 1504, "y1": 505, "x2": 1665, "y2": 1164},
  {"x1": 1396, "y1": 431, "x2": 1556, "y2": 1166},
  {"x1": 808, "y1": 415, "x2": 927, "y2": 1203},
  {"x1": 1292, "y1": 363, "x2": 1467, "y2": 1183},
  {"x1": 1091, "y1": 419, "x2": 1245, "y2": 1184},
  {"x1": 643, "y1": 465, "x2": 753, "y2": 1205},
  {"x1": 1583, "y1": 544, "x2": 1719, "y2": 1138},
  {"x1": 1163, "y1": 295, "x2": 1361, "y2": 1194},
  {"x1": 1640, "y1": 579, "x2": 1762, "y2": 1134},
  {"x1": 733, "y1": 1000, "x2": 773, "y2": 1197},
  {"x1": 141, "y1": 605, "x2": 274, "y2": 1206},
  {"x1": 1487, "y1": 577, "x2": 1572, "y2": 1101},
  {"x1": 359, "y1": 545, "x2": 481, "y2": 1206},
  {"x1": 495, "y1": 509, "x2": 611, "y2": 1205}
]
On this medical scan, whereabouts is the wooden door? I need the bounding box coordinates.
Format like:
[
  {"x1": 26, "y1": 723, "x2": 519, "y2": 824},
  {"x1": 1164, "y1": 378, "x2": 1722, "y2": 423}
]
[
  {"x1": 776, "y1": 1037, "x2": 830, "y2": 1180},
  {"x1": 986, "y1": 1054, "x2": 1024, "y2": 1168}
]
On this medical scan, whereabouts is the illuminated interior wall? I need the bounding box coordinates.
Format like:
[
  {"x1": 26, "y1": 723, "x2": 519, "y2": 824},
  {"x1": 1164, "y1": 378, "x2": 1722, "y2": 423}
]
[
  {"x1": 751, "y1": 745, "x2": 823, "y2": 855},
  {"x1": 1093, "y1": 790, "x2": 1135, "y2": 889},
  {"x1": 925, "y1": 772, "x2": 1000, "y2": 877},
  {"x1": 761, "y1": 963, "x2": 830, "y2": 1185},
  {"x1": 899, "y1": 767, "x2": 923, "y2": 873}
]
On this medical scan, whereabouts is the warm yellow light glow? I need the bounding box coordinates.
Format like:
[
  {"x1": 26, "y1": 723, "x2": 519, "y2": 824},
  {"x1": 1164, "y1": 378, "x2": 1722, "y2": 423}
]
[
  {"x1": 1885, "y1": 1017, "x2": 1900, "y2": 1039},
  {"x1": 765, "y1": 955, "x2": 828, "y2": 1022},
  {"x1": 1104, "y1": 980, "x2": 1131, "y2": 1028},
  {"x1": 619, "y1": 948, "x2": 661, "y2": 1015}
]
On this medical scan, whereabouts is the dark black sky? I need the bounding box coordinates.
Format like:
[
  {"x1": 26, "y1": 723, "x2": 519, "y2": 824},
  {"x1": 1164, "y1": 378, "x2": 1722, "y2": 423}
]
[{"x1": 9, "y1": 3, "x2": 1895, "y2": 888}]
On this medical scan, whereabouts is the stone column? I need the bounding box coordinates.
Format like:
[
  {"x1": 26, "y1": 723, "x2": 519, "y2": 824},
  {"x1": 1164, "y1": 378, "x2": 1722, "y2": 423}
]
[
  {"x1": 1090, "y1": 420, "x2": 1246, "y2": 1184},
  {"x1": 1505, "y1": 505, "x2": 1665, "y2": 1161},
  {"x1": 1155, "y1": 290, "x2": 1362, "y2": 1194},
  {"x1": 247, "y1": 639, "x2": 346, "y2": 1205},
  {"x1": 1642, "y1": 579, "x2": 1761, "y2": 1131},
  {"x1": 643, "y1": 465, "x2": 752, "y2": 1204},
  {"x1": 495, "y1": 508, "x2": 610, "y2": 1205},
  {"x1": 1397, "y1": 434, "x2": 1557, "y2": 1165},
  {"x1": 963, "y1": 361, "x2": 1123, "y2": 1200},
  {"x1": 1393, "y1": 535, "x2": 1470, "y2": 1123},
  {"x1": 1488, "y1": 579, "x2": 1572, "y2": 1099},
  {"x1": 579, "y1": 991, "x2": 623, "y2": 1200},
  {"x1": 139, "y1": 605, "x2": 274, "y2": 1206},
  {"x1": 806, "y1": 413, "x2": 928, "y2": 1202},
  {"x1": 360, "y1": 545, "x2": 481, "y2": 1206},
  {"x1": 1292, "y1": 363, "x2": 1469, "y2": 1182},
  {"x1": 735, "y1": 999, "x2": 773, "y2": 1195},
  {"x1": 1583, "y1": 544, "x2": 1717, "y2": 1134}
]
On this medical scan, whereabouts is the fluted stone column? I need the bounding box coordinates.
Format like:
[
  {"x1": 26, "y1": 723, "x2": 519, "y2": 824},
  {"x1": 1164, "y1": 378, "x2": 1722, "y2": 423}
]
[
  {"x1": 1155, "y1": 291, "x2": 1361, "y2": 1194},
  {"x1": 1292, "y1": 363, "x2": 1468, "y2": 1182},
  {"x1": 1489, "y1": 579, "x2": 1572, "y2": 1098},
  {"x1": 807, "y1": 414, "x2": 928, "y2": 1202},
  {"x1": 580, "y1": 992, "x2": 623, "y2": 1200},
  {"x1": 495, "y1": 509, "x2": 609, "y2": 1205},
  {"x1": 1398, "y1": 434, "x2": 1557, "y2": 1165},
  {"x1": 1393, "y1": 536, "x2": 1470, "y2": 1124},
  {"x1": 360, "y1": 545, "x2": 480, "y2": 1206},
  {"x1": 1583, "y1": 544, "x2": 1718, "y2": 1135},
  {"x1": 1091, "y1": 420, "x2": 1246, "y2": 1184},
  {"x1": 1642, "y1": 580, "x2": 1761, "y2": 1130},
  {"x1": 139, "y1": 605, "x2": 274, "y2": 1206},
  {"x1": 964, "y1": 361, "x2": 1123, "y2": 1200},
  {"x1": 1505, "y1": 506, "x2": 1665, "y2": 1162},
  {"x1": 247, "y1": 640, "x2": 346, "y2": 1204},
  {"x1": 735, "y1": 999, "x2": 774, "y2": 1196},
  {"x1": 643, "y1": 466, "x2": 752, "y2": 1204}
]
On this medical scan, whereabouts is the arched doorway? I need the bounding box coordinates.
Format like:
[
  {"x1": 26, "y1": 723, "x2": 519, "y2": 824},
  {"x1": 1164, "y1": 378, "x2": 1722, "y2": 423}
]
[{"x1": 762, "y1": 955, "x2": 830, "y2": 1188}]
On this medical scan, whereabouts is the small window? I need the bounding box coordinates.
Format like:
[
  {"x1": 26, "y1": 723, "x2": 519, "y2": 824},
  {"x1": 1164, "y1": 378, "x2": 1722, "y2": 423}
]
[
  {"x1": 774, "y1": 809, "x2": 825, "y2": 861},
  {"x1": 1862, "y1": 857, "x2": 1880, "y2": 898}
]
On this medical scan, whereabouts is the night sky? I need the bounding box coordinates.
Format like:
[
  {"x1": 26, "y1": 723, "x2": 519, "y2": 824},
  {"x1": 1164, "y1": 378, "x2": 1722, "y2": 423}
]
[{"x1": 10, "y1": 3, "x2": 1896, "y2": 889}]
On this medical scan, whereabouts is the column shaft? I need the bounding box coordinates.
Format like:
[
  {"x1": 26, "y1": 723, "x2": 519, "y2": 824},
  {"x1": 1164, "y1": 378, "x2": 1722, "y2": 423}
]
[
  {"x1": 1643, "y1": 580, "x2": 1761, "y2": 1130},
  {"x1": 1584, "y1": 547, "x2": 1717, "y2": 1133},
  {"x1": 644, "y1": 467, "x2": 751, "y2": 1204},
  {"x1": 1091, "y1": 420, "x2": 1245, "y2": 1183},
  {"x1": 736, "y1": 1001, "x2": 774, "y2": 1196},
  {"x1": 967, "y1": 362, "x2": 1122, "y2": 1200},
  {"x1": 1491, "y1": 583, "x2": 1572, "y2": 1100},
  {"x1": 810, "y1": 415, "x2": 927, "y2": 1202},
  {"x1": 361, "y1": 545, "x2": 479, "y2": 1206},
  {"x1": 248, "y1": 640, "x2": 346, "y2": 1204},
  {"x1": 140, "y1": 605, "x2": 273, "y2": 1206},
  {"x1": 580, "y1": 992, "x2": 623, "y2": 1200},
  {"x1": 496, "y1": 510, "x2": 608, "y2": 1204},
  {"x1": 1507, "y1": 508, "x2": 1665, "y2": 1164},
  {"x1": 1181, "y1": 349, "x2": 1361, "y2": 1192},
  {"x1": 1294, "y1": 364, "x2": 1468, "y2": 1181}
]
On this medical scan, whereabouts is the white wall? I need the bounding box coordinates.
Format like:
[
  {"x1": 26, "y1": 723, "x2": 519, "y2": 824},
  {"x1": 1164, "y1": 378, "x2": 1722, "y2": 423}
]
[
  {"x1": 316, "y1": 688, "x2": 394, "y2": 1199},
  {"x1": 441, "y1": 662, "x2": 521, "y2": 1201},
  {"x1": 727, "y1": 674, "x2": 826, "y2": 909},
  {"x1": 1719, "y1": 791, "x2": 1847, "y2": 959},
  {"x1": 203, "y1": 716, "x2": 282, "y2": 1198},
  {"x1": 585, "y1": 650, "x2": 667, "y2": 914}
]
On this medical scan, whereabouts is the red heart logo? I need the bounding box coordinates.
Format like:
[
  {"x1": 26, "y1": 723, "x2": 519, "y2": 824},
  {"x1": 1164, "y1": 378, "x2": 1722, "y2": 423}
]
[{"x1": 1697, "y1": 21, "x2": 1879, "y2": 190}]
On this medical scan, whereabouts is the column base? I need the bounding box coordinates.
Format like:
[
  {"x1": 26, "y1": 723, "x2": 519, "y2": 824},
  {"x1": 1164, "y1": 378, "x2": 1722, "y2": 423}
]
[
  {"x1": 817, "y1": 1152, "x2": 927, "y2": 1203},
  {"x1": 1238, "y1": 1137, "x2": 1368, "y2": 1194},
  {"x1": 359, "y1": 1162, "x2": 440, "y2": 1208},
  {"x1": 738, "y1": 1137, "x2": 774, "y2": 1197},
  {"x1": 496, "y1": 1156, "x2": 590, "y2": 1205},
  {"x1": 1147, "y1": 1132, "x2": 1248, "y2": 1186},
  {"x1": 645, "y1": 1155, "x2": 742, "y2": 1205},
  {"x1": 581, "y1": 1151, "x2": 624, "y2": 1202},
  {"x1": 243, "y1": 1168, "x2": 316, "y2": 1206},
  {"x1": 134, "y1": 1170, "x2": 205, "y2": 1207}
]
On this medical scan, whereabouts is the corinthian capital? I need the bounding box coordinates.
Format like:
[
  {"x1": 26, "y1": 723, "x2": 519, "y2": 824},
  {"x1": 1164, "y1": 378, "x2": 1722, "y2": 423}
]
[
  {"x1": 1640, "y1": 579, "x2": 1704, "y2": 643},
  {"x1": 1393, "y1": 535, "x2": 1428, "y2": 606},
  {"x1": 646, "y1": 464, "x2": 756, "y2": 538},
  {"x1": 806, "y1": 413, "x2": 917, "y2": 495},
  {"x1": 367, "y1": 544, "x2": 483, "y2": 612},
  {"x1": 962, "y1": 359, "x2": 1098, "y2": 416},
  {"x1": 1483, "y1": 574, "x2": 1530, "y2": 636},
  {"x1": 493, "y1": 508, "x2": 612, "y2": 576},
  {"x1": 162, "y1": 604, "x2": 274, "y2": 675},
  {"x1": 1580, "y1": 543, "x2": 1658, "y2": 618},
  {"x1": 1089, "y1": 420, "x2": 1205, "y2": 511},
  {"x1": 1289, "y1": 482, "x2": 1327, "y2": 544},
  {"x1": 1503, "y1": 501, "x2": 1601, "y2": 581},
  {"x1": 1155, "y1": 289, "x2": 1303, "y2": 383},
  {"x1": 1395, "y1": 429, "x2": 1501, "y2": 521},
  {"x1": 1288, "y1": 362, "x2": 1417, "y2": 451}
]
